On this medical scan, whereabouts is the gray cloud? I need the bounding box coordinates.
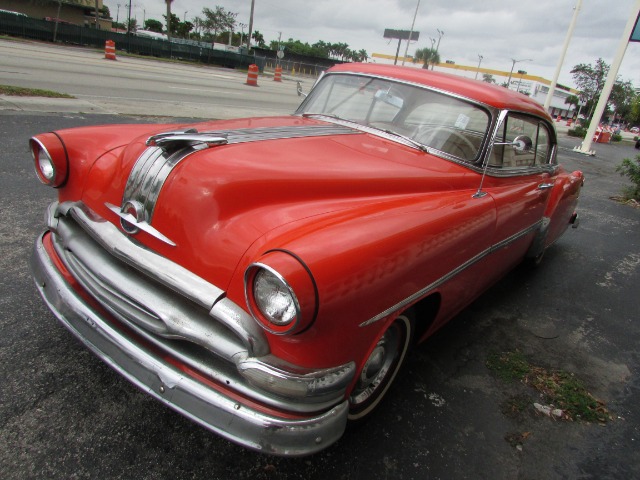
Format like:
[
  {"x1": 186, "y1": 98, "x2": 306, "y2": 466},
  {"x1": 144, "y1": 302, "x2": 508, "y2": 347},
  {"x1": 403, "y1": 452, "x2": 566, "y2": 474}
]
[{"x1": 109, "y1": 0, "x2": 640, "y2": 87}]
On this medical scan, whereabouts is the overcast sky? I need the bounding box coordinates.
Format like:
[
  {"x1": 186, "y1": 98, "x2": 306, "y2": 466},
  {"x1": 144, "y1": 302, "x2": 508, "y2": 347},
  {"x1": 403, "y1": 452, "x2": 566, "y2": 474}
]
[{"x1": 106, "y1": 0, "x2": 640, "y2": 88}]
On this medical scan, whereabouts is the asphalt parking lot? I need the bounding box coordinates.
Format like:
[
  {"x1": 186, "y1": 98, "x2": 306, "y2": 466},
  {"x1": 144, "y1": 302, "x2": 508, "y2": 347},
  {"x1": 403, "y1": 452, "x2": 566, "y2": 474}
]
[{"x1": 0, "y1": 110, "x2": 638, "y2": 479}]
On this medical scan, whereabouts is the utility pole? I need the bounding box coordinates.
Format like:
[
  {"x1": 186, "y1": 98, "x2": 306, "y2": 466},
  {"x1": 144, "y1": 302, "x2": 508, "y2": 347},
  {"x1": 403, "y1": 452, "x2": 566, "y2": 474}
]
[
  {"x1": 166, "y1": 0, "x2": 172, "y2": 42},
  {"x1": 246, "y1": 0, "x2": 255, "y2": 50}
]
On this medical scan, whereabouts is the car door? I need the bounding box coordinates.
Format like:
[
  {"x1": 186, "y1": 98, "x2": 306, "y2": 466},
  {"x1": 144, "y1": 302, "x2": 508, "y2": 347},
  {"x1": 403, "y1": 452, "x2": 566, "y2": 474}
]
[{"x1": 476, "y1": 113, "x2": 557, "y2": 285}]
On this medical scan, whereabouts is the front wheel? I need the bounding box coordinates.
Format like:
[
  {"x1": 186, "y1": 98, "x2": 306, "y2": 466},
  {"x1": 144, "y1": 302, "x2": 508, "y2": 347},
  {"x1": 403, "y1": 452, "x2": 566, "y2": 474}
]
[{"x1": 348, "y1": 314, "x2": 413, "y2": 420}]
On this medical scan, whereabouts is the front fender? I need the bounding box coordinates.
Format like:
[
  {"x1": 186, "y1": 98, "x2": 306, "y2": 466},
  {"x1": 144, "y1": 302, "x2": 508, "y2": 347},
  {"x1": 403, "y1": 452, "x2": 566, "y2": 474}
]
[{"x1": 226, "y1": 190, "x2": 496, "y2": 370}]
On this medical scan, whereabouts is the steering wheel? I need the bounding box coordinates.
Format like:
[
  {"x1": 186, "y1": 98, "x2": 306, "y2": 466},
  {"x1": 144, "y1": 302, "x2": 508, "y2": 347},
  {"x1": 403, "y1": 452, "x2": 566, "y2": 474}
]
[{"x1": 414, "y1": 126, "x2": 477, "y2": 159}]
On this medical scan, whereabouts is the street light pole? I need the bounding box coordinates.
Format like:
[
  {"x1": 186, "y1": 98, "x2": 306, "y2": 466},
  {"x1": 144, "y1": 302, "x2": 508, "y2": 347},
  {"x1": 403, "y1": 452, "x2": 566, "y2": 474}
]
[
  {"x1": 507, "y1": 58, "x2": 532, "y2": 88},
  {"x1": 239, "y1": 23, "x2": 246, "y2": 47},
  {"x1": 401, "y1": 0, "x2": 420, "y2": 66},
  {"x1": 433, "y1": 29, "x2": 444, "y2": 70},
  {"x1": 475, "y1": 54, "x2": 483, "y2": 80}
]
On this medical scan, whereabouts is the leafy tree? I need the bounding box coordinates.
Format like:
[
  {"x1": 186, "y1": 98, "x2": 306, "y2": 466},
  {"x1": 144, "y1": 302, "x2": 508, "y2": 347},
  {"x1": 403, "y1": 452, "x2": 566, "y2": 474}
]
[
  {"x1": 571, "y1": 58, "x2": 637, "y2": 124},
  {"x1": 629, "y1": 95, "x2": 640, "y2": 126},
  {"x1": 565, "y1": 94, "x2": 579, "y2": 109},
  {"x1": 176, "y1": 21, "x2": 193, "y2": 39},
  {"x1": 571, "y1": 58, "x2": 609, "y2": 119},
  {"x1": 252, "y1": 30, "x2": 265, "y2": 48},
  {"x1": 163, "y1": 13, "x2": 180, "y2": 35},
  {"x1": 413, "y1": 47, "x2": 440, "y2": 70},
  {"x1": 610, "y1": 79, "x2": 635, "y2": 123},
  {"x1": 126, "y1": 17, "x2": 137, "y2": 32},
  {"x1": 616, "y1": 155, "x2": 640, "y2": 200},
  {"x1": 354, "y1": 49, "x2": 368, "y2": 62},
  {"x1": 482, "y1": 73, "x2": 496, "y2": 84},
  {"x1": 144, "y1": 19, "x2": 163, "y2": 33},
  {"x1": 192, "y1": 16, "x2": 204, "y2": 36},
  {"x1": 202, "y1": 6, "x2": 237, "y2": 43}
]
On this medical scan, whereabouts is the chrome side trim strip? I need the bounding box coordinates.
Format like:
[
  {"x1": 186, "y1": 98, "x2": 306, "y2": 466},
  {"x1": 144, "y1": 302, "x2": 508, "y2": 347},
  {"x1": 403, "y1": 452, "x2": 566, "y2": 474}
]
[{"x1": 359, "y1": 220, "x2": 542, "y2": 327}]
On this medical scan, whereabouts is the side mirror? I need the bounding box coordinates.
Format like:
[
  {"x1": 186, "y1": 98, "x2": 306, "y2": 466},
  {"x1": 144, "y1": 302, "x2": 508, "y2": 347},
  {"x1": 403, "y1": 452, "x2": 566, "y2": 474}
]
[
  {"x1": 494, "y1": 135, "x2": 533, "y2": 154},
  {"x1": 511, "y1": 135, "x2": 533, "y2": 153},
  {"x1": 296, "y1": 81, "x2": 307, "y2": 98}
]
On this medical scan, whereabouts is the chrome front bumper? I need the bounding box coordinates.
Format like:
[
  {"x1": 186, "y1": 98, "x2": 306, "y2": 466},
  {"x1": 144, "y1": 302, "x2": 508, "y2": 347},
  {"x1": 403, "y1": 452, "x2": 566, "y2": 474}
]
[{"x1": 32, "y1": 233, "x2": 349, "y2": 456}]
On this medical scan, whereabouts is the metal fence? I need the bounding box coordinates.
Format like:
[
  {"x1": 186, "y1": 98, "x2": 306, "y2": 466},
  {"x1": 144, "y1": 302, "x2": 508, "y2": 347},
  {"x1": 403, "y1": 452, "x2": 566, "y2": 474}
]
[{"x1": 0, "y1": 12, "x2": 264, "y2": 71}]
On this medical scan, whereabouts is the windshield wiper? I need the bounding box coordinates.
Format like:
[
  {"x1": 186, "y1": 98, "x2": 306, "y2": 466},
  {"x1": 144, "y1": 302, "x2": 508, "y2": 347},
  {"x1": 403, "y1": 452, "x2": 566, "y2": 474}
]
[{"x1": 380, "y1": 128, "x2": 430, "y2": 153}]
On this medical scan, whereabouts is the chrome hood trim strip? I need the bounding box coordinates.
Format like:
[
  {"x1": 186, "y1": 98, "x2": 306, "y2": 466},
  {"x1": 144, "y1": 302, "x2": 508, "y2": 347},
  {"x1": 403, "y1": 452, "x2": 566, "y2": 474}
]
[{"x1": 121, "y1": 124, "x2": 360, "y2": 227}]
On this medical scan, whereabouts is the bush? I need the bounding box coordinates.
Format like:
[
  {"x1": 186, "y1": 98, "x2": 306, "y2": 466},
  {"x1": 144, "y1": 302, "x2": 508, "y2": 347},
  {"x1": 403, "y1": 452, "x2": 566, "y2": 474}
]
[
  {"x1": 616, "y1": 155, "x2": 640, "y2": 200},
  {"x1": 611, "y1": 133, "x2": 622, "y2": 142},
  {"x1": 568, "y1": 126, "x2": 587, "y2": 138}
]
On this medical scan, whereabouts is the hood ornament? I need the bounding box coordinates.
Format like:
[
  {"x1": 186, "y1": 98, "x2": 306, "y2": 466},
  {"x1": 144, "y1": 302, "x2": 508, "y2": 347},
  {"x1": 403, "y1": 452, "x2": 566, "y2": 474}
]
[
  {"x1": 105, "y1": 202, "x2": 176, "y2": 247},
  {"x1": 146, "y1": 128, "x2": 228, "y2": 151}
]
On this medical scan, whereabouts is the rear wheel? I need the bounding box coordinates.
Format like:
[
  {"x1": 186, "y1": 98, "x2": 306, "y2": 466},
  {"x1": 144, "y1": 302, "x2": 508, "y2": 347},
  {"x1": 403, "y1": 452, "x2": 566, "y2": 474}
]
[{"x1": 348, "y1": 314, "x2": 413, "y2": 420}]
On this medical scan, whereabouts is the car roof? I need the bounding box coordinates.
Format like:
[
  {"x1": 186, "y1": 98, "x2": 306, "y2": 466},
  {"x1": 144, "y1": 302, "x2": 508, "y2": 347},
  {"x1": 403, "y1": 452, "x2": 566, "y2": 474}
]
[{"x1": 327, "y1": 63, "x2": 550, "y2": 120}]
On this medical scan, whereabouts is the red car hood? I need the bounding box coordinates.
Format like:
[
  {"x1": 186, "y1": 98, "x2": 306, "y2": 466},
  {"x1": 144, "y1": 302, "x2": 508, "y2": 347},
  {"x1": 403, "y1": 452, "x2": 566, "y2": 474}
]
[{"x1": 76, "y1": 116, "x2": 479, "y2": 289}]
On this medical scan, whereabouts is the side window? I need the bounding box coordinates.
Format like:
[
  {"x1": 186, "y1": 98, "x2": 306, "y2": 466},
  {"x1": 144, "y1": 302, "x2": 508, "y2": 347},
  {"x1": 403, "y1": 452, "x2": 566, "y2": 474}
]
[{"x1": 490, "y1": 114, "x2": 552, "y2": 168}]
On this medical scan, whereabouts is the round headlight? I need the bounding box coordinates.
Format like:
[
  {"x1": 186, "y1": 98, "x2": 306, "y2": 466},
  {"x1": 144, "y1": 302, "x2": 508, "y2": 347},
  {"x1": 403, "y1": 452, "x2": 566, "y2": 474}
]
[
  {"x1": 37, "y1": 149, "x2": 55, "y2": 181},
  {"x1": 30, "y1": 135, "x2": 68, "y2": 187},
  {"x1": 253, "y1": 267, "x2": 299, "y2": 326},
  {"x1": 245, "y1": 252, "x2": 318, "y2": 335}
]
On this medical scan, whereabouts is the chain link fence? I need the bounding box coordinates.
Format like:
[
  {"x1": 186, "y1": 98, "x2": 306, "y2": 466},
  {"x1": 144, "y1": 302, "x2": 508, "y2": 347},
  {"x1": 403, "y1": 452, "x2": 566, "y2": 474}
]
[{"x1": 0, "y1": 12, "x2": 264, "y2": 71}]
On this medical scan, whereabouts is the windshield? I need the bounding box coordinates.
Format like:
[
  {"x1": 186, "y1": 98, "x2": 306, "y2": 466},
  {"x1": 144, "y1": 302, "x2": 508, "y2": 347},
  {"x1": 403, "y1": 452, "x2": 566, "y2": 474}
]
[{"x1": 297, "y1": 73, "x2": 491, "y2": 161}]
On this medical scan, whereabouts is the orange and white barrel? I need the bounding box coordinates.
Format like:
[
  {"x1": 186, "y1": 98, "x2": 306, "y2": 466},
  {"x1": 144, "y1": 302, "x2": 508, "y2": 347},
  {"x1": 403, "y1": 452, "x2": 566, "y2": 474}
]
[
  {"x1": 104, "y1": 40, "x2": 116, "y2": 61},
  {"x1": 274, "y1": 66, "x2": 282, "y2": 82},
  {"x1": 245, "y1": 64, "x2": 259, "y2": 86}
]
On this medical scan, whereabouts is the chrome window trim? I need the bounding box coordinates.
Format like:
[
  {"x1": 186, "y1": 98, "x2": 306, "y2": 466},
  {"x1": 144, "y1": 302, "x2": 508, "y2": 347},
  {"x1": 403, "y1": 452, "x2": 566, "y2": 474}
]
[
  {"x1": 359, "y1": 219, "x2": 542, "y2": 327},
  {"x1": 295, "y1": 72, "x2": 559, "y2": 173}
]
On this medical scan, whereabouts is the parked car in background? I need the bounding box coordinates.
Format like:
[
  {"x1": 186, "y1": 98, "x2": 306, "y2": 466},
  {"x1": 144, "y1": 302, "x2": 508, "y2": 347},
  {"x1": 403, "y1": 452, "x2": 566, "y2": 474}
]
[{"x1": 29, "y1": 63, "x2": 583, "y2": 456}]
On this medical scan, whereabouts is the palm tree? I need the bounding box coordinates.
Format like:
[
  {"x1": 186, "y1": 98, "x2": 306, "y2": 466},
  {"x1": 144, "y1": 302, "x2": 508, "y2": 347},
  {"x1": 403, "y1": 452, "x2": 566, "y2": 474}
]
[{"x1": 413, "y1": 47, "x2": 440, "y2": 70}]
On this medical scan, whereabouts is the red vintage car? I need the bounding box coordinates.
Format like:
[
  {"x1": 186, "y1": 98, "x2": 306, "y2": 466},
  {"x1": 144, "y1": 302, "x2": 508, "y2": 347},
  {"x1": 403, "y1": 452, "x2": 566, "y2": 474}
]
[{"x1": 30, "y1": 63, "x2": 583, "y2": 456}]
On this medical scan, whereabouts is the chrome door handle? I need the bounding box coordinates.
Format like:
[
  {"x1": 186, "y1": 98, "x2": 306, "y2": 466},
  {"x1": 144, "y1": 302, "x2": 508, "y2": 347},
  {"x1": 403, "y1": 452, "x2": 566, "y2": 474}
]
[{"x1": 537, "y1": 183, "x2": 554, "y2": 190}]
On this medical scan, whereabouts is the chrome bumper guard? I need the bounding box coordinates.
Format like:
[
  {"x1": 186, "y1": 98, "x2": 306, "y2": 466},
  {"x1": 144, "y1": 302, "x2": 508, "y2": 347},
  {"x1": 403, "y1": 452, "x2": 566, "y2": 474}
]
[{"x1": 31, "y1": 202, "x2": 352, "y2": 456}]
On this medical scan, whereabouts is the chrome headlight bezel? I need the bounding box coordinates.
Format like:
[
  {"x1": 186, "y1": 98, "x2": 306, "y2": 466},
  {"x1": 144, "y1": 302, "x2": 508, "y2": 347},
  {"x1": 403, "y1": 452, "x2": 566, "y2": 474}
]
[
  {"x1": 244, "y1": 251, "x2": 318, "y2": 335},
  {"x1": 30, "y1": 135, "x2": 68, "y2": 187},
  {"x1": 251, "y1": 264, "x2": 300, "y2": 329}
]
